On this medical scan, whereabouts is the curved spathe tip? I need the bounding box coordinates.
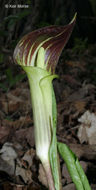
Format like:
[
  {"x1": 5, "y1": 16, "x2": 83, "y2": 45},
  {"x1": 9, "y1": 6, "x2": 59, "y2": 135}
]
[{"x1": 13, "y1": 14, "x2": 76, "y2": 73}]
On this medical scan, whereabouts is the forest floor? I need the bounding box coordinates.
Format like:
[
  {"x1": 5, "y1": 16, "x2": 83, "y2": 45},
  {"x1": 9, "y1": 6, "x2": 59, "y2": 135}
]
[{"x1": 0, "y1": 45, "x2": 96, "y2": 190}]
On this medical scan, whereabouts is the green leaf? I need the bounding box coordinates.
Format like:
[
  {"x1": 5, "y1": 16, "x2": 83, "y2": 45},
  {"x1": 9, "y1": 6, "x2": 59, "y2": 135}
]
[
  {"x1": 49, "y1": 87, "x2": 62, "y2": 190},
  {"x1": 5, "y1": 68, "x2": 26, "y2": 88},
  {"x1": 0, "y1": 83, "x2": 8, "y2": 91},
  {"x1": 75, "y1": 159, "x2": 91, "y2": 190},
  {"x1": 58, "y1": 143, "x2": 91, "y2": 190},
  {"x1": 4, "y1": 10, "x2": 30, "y2": 27},
  {"x1": 11, "y1": 73, "x2": 26, "y2": 86},
  {"x1": 52, "y1": 87, "x2": 57, "y2": 129},
  {"x1": 5, "y1": 68, "x2": 13, "y2": 86}
]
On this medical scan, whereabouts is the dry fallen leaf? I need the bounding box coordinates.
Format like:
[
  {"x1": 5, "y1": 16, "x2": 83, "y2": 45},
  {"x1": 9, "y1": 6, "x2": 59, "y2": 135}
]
[
  {"x1": 22, "y1": 148, "x2": 35, "y2": 168},
  {"x1": 77, "y1": 111, "x2": 96, "y2": 145},
  {"x1": 62, "y1": 164, "x2": 72, "y2": 184},
  {"x1": 0, "y1": 126, "x2": 11, "y2": 144},
  {"x1": 0, "y1": 142, "x2": 17, "y2": 175},
  {"x1": 3, "y1": 116, "x2": 33, "y2": 130},
  {"x1": 16, "y1": 165, "x2": 32, "y2": 184},
  {"x1": 7, "y1": 88, "x2": 31, "y2": 113},
  {"x1": 10, "y1": 183, "x2": 28, "y2": 190},
  {"x1": 63, "y1": 183, "x2": 76, "y2": 190},
  {"x1": 14, "y1": 127, "x2": 34, "y2": 147},
  {"x1": 65, "y1": 60, "x2": 85, "y2": 71},
  {"x1": 74, "y1": 100, "x2": 86, "y2": 113}
]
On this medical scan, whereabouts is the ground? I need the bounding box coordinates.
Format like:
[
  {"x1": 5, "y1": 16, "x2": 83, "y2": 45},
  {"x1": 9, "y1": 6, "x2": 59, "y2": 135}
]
[{"x1": 0, "y1": 45, "x2": 96, "y2": 190}]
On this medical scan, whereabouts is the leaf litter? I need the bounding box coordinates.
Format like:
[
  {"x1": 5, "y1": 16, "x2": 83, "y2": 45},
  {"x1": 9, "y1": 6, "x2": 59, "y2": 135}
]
[
  {"x1": 0, "y1": 47, "x2": 96, "y2": 189},
  {"x1": 77, "y1": 111, "x2": 96, "y2": 145}
]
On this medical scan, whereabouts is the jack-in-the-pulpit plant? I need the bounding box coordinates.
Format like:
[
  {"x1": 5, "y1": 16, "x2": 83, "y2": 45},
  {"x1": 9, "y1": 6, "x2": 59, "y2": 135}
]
[{"x1": 13, "y1": 14, "x2": 91, "y2": 190}]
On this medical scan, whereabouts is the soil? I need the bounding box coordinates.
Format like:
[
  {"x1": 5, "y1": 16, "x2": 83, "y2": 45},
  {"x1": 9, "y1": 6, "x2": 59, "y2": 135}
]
[{"x1": 0, "y1": 46, "x2": 96, "y2": 190}]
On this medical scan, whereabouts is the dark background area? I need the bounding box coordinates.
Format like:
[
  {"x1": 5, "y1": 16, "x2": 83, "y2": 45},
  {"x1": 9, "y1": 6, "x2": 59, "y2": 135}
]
[
  {"x1": 0, "y1": 0, "x2": 96, "y2": 90},
  {"x1": 0, "y1": 0, "x2": 96, "y2": 50}
]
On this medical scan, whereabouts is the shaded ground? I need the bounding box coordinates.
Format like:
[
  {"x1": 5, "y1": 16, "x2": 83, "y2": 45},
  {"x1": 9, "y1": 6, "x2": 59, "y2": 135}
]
[{"x1": 0, "y1": 45, "x2": 96, "y2": 190}]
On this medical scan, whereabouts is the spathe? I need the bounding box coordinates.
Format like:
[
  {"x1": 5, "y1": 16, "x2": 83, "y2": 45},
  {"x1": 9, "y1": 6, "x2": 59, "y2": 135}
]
[{"x1": 13, "y1": 14, "x2": 76, "y2": 73}]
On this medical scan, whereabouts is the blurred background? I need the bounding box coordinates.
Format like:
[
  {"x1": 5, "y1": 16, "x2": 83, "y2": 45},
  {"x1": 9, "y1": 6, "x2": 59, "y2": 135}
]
[
  {"x1": 0, "y1": 0, "x2": 96, "y2": 49},
  {"x1": 0, "y1": 0, "x2": 96, "y2": 93}
]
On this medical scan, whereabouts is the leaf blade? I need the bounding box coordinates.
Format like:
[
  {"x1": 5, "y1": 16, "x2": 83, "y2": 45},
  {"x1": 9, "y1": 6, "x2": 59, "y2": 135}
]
[
  {"x1": 58, "y1": 143, "x2": 86, "y2": 190},
  {"x1": 49, "y1": 87, "x2": 62, "y2": 190}
]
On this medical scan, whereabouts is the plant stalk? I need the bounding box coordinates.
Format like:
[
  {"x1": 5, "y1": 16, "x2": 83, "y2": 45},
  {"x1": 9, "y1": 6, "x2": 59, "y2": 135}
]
[
  {"x1": 43, "y1": 161, "x2": 55, "y2": 190},
  {"x1": 22, "y1": 66, "x2": 55, "y2": 190}
]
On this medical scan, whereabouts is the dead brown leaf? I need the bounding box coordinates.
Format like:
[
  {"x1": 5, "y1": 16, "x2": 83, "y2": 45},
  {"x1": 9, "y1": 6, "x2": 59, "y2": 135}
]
[
  {"x1": 0, "y1": 126, "x2": 11, "y2": 143},
  {"x1": 16, "y1": 165, "x2": 32, "y2": 184},
  {"x1": 0, "y1": 142, "x2": 17, "y2": 175},
  {"x1": 22, "y1": 149, "x2": 35, "y2": 169},
  {"x1": 77, "y1": 111, "x2": 96, "y2": 144},
  {"x1": 14, "y1": 127, "x2": 34, "y2": 147},
  {"x1": 0, "y1": 96, "x2": 8, "y2": 114},
  {"x1": 65, "y1": 60, "x2": 85, "y2": 71},
  {"x1": 62, "y1": 74, "x2": 81, "y2": 88},
  {"x1": 63, "y1": 183, "x2": 76, "y2": 190},
  {"x1": 3, "y1": 116, "x2": 33, "y2": 130},
  {"x1": 74, "y1": 100, "x2": 86, "y2": 113},
  {"x1": 62, "y1": 164, "x2": 72, "y2": 184}
]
